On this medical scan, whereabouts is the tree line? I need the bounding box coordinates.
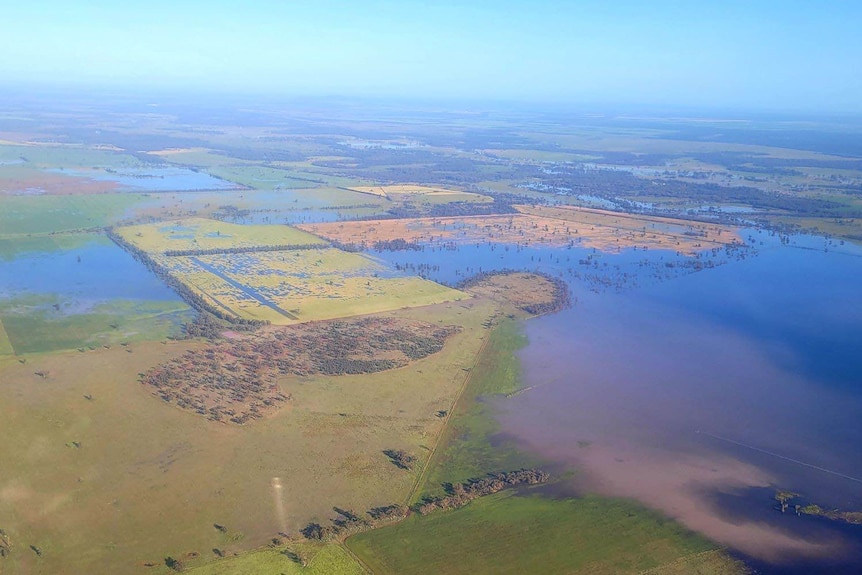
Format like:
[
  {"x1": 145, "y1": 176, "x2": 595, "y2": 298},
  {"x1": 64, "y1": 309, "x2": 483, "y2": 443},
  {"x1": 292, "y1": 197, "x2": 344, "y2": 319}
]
[
  {"x1": 414, "y1": 469, "x2": 550, "y2": 515},
  {"x1": 163, "y1": 243, "x2": 325, "y2": 257},
  {"x1": 300, "y1": 468, "x2": 549, "y2": 541}
]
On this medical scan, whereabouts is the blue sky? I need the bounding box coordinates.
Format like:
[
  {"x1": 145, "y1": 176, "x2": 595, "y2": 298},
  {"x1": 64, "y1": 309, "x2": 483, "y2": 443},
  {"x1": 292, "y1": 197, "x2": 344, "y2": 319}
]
[{"x1": 1, "y1": 0, "x2": 860, "y2": 112}]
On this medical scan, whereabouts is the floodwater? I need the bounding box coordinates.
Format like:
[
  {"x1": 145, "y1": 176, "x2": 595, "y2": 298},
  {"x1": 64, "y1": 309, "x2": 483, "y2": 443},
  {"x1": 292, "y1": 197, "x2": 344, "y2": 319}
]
[
  {"x1": 0, "y1": 235, "x2": 181, "y2": 301},
  {"x1": 370, "y1": 228, "x2": 862, "y2": 573},
  {"x1": 55, "y1": 167, "x2": 237, "y2": 192},
  {"x1": 0, "y1": 234, "x2": 183, "y2": 311},
  {"x1": 497, "y1": 234, "x2": 862, "y2": 573}
]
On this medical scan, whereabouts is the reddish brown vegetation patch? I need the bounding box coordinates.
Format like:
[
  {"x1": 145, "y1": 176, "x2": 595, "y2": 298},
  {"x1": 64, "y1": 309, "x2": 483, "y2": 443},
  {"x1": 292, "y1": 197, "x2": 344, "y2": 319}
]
[
  {"x1": 0, "y1": 170, "x2": 120, "y2": 195},
  {"x1": 141, "y1": 316, "x2": 460, "y2": 424}
]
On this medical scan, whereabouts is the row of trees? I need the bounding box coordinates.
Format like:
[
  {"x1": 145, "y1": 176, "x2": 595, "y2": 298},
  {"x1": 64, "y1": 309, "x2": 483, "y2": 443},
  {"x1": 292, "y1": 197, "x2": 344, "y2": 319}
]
[
  {"x1": 300, "y1": 504, "x2": 408, "y2": 541},
  {"x1": 163, "y1": 243, "x2": 324, "y2": 257},
  {"x1": 0, "y1": 528, "x2": 10, "y2": 558},
  {"x1": 414, "y1": 469, "x2": 550, "y2": 515},
  {"x1": 300, "y1": 468, "x2": 549, "y2": 542}
]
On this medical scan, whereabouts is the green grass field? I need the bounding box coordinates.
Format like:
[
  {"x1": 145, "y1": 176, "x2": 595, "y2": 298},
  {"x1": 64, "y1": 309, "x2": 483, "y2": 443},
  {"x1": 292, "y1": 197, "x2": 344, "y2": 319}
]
[
  {"x1": 149, "y1": 147, "x2": 257, "y2": 168},
  {"x1": 0, "y1": 299, "x2": 191, "y2": 354},
  {"x1": 0, "y1": 142, "x2": 151, "y2": 169},
  {"x1": 116, "y1": 217, "x2": 328, "y2": 253},
  {"x1": 347, "y1": 491, "x2": 744, "y2": 575},
  {"x1": 417, "y1": 318, "x2": 537, "y2": 497},
  {"x1": 186, "y1": 543, "x2": 365, "y2": 575},
  {"x1": 205, "y1": 165, "x2": 327, "y2": 190},
  {"x1": 0, "y1": 194, "x2": 144, "y2": 236},
  {"x1": 0, "y1": 301, "x2": 496, "y2": 574}
]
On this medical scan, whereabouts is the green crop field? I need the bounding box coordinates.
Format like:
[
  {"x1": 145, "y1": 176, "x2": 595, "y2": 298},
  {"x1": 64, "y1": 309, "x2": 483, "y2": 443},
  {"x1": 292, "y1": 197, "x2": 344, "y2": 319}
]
[{"x1": 347, "y1": 491, "x2": 743, "y2": 575}]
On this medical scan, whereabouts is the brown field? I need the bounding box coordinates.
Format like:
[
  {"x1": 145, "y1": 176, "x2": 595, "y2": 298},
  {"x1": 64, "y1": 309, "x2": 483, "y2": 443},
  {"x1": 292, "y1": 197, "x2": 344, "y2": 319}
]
[{"x1": 298, "y1": 205, "x2": 742, "y2": 255}]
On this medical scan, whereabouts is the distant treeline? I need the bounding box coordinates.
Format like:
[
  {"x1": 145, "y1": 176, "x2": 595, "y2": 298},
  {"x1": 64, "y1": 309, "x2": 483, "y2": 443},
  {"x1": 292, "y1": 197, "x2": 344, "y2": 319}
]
[
  {"x1": 458, "y1": 269, "x2": 571, "y2": 315},
  {"x1": 106, "y1": 228, "x2": 269, "y2": 328},
  {"x1": 387, "y1": 197, "x2": 518, "y2": 219},
  {"x1": 540, "y1": 165, "x2": 856, "y2": 217},
  {"x1": 163, "y1": 243, "x2": 325, "y2": 257}
]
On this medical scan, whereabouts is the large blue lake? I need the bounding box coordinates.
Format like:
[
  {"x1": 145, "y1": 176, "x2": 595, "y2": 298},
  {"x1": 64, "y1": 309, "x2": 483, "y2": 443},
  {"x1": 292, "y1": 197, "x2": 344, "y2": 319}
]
[{"x1": 373, "y1": 230, "x2": 862, "y2": 573}]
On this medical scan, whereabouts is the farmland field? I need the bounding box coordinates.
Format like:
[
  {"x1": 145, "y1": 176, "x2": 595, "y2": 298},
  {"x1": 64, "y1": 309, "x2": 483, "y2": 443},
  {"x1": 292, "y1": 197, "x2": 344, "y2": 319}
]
[
  {"x1": 347, "y1": 491, "x2": 745, "y2": 575},
  {"x1": 116, "y1": 217, "x2": 328, "y2": 253},
  {"x1": 116, "y1": 219, "x2": 466, "y2": 324},
  {"x1": 169, "y1": 249, "x2": 465, "y2": 323}
]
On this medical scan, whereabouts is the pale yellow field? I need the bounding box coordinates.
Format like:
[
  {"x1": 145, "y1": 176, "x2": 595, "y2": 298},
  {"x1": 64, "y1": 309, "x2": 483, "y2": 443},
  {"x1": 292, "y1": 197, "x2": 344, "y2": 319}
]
[
  {"x1": 117, "y1": 218, "x2": 327, "y2": 253},
  {"x1": 160, "y1": 249, "x2": 467, "y2": 324}
]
